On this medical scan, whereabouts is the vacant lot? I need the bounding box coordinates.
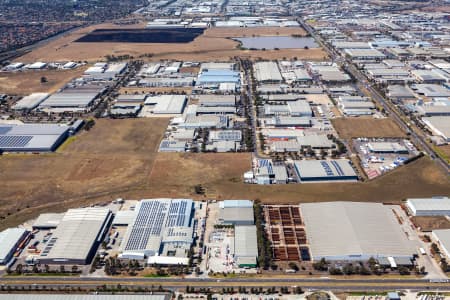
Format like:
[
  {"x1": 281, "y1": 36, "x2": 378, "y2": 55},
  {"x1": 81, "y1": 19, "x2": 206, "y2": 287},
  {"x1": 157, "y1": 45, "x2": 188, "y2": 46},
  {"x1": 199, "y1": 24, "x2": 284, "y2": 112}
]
[
  {"x1": 412, "y1": 216, "x2": 450, "y2": 232},
  {"x1": 0, "y1": 118, "x2": 168, "y2": 229},
  {"x1": 1, "y1": 118, "x2": 449, "y2": 230},
  {"x1": 332, "y1": 117, "x2": 406, "y2": 139},
  {"x1": 17, "y1": 24, "x2": 326, "y2": 62},
  {"x1": 0, "y1": 67, "x2": 86, "y2": 95},
  {"x1": 147, "y1": 155, "x2": 450, "y2": 204}
]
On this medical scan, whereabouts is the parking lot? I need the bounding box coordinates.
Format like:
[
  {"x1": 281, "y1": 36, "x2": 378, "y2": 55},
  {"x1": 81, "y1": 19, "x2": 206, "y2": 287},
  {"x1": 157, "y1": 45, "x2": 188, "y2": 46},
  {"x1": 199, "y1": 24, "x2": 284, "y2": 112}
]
[{"x1": 353, "y1": 138, "x2": 418, "y2": 179}]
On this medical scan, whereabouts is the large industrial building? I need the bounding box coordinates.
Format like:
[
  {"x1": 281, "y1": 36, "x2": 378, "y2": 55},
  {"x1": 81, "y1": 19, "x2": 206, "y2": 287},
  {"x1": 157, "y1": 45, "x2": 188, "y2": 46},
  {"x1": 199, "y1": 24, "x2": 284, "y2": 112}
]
[
  {"x1": 294, "y1": 160, "x2": 358, "y2": 182},
  {"x1": 120, "y1": 199, "x2": 195, "y2": 262},
  {"x1": 38, "y1": 86, "x2": 104, "y2": 113},
  {"x1": 301, "y1": 202, "x2": 414, "y2": 261},
  {"x1": 254, "y1": 62, "x2": 283, "y2": 83},
  {"x1": 406, "y1": 197, "x2": 450, "y2": 216},
  {"x1": 145, "y1": 95, "x2": 187, "y2": 114},
  {"x1": 432, "y1": 229, "x2": 450, "y2": 259},
  {"x1": 39, "y1": 208, "x2": 112, "y2": 264},
  {"x1": 0, "y1": 228, "x2": 28, "y2": 265},
  {"x1": 0, "y1": 123, "x2": 70, "y2": 152},
  {"x1": 12, "y1": 93, "x2": 49, "y2": 110},
  {"x1": 234, "y1": 225, "x2": 258, "y2": 267},
  {"x1": 422, "y1": 116, "x2": 450, "y2": 142},
  {"x1": 218, "y1": 200, "x2": 254, "y2": 226}
]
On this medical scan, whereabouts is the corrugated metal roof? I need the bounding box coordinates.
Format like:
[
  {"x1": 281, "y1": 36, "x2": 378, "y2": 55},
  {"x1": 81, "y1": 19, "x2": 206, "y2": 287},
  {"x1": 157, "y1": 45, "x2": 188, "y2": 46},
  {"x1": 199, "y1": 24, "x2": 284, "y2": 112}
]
[
  {"x1": 40, "y1": 208, "x2": 111, "y2": 262},
  {"x1": 0, "y1": 228, "x2": 27, "y2": 262},
  {"x1": 234, "y1": 225, "x2": 258, "y2": 258},
  {"x1": 301, "y1": 202, "x2": 415, "y2": 260}
]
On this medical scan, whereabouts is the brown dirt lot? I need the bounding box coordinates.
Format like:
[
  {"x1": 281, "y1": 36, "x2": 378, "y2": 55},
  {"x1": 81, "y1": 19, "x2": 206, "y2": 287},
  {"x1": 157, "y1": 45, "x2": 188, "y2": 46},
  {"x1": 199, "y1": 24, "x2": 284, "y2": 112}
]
[
  {"x1": 411, "y1": 216, "x2": 450, "y2": 232},
  {"x1": 331, "y1": 117, "x2": 407, "y2": 139},
  {"x1": 0, "y1": 118, "x2": 169, "y2": 229},
  {"x1": 17, "y1": 24, "x2": 327, "y2": 63},
  {"x1": 0, "y1": 117, "x2": 449, "y2": 230},
  {"x1": 0, "y1": 67, "x2": 87, "y2": 95}
]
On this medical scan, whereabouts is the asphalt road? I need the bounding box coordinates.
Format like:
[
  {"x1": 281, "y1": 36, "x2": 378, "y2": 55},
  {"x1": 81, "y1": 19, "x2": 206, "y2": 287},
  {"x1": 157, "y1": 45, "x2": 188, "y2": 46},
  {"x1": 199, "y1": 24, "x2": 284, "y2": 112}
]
[{"x1": 1, "y1": 276, "x2": 450, "y2": 292}]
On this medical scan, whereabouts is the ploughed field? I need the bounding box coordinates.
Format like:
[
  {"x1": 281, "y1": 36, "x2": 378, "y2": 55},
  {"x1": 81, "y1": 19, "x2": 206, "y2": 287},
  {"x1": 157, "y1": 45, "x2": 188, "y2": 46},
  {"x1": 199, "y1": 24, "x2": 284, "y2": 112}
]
[{"x1": 76, "y1": 28, "x2": 205, "y2": 43}]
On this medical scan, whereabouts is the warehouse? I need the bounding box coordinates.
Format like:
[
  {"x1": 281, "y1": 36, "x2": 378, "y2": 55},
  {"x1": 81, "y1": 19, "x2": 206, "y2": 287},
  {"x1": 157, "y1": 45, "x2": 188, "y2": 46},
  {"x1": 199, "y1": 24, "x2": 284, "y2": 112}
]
[
  {"x1": 32, "y1": 213, "x2": 64, "y2": 230},
  {"x1": 39, "y1": 208, "x2": 112, "y2": 264},
  {"x1": 0, "y1": 228, "x2": 28, "y2": 265},
  {"x1": 196, "y1": 106, "x2": 236, "y2": 115},
  {"x1": 139, "y1": 77, "x2": 195, "y2": 87},
  {"x1": 12, "y1": 93, "x2": 49, "y2": 110},
  {"x1": 411, "y1": 84, "x2": 450, "y2": 98},
  {"x1": 333, "y1": 41, "x2": 371, "y2": 49},
  {"x1": 254, "y1": 62, "x2": 283, "y2": 83},
  {"x1": 0, "y1": 124, "x2": 70, "y2": 152},
  {"x1": 158, "y1": 140, "x2": 187, "y2": 152},
  {"x1": 272, "y1": 165, "x2": 288, "y2": 184},
  {"x1": 344, "y1": 49, "x2": 386, "y2": 60},
  {"x1": 288, "y1": 101, "x2": 313, "y2": 117},
  {"x1": 309, "y1": 65, "x2": 351, "y2": 82},
  {"x1": 39, "y1": 87, "x2": 102, "y2": 113},
  {"x1": 120, "y1": 199, "x2": 194, "y2": 260},
  {"x1": 147, "y1": 95, "x2": 187, "y2": 114},
  {"x1": 261, "y1": 94, "x2": 306, "y2": 102},
  {"x1": 196, "y1": 69, "x2": 241, "y2": 88},
  {"x1": 218, "y1": 200, "x2": 254, "y2": 225},
  {"x1": 432, "y1": 229, "x2": 450, "y2": 259},
  {"x1": 206, "y1": 140, "x2": 240, "y2": 152},
  {"x1": 406, "y1": 197, "x2": 450, "y2": 216},
  {"x1": 294, "y1": 159, "x2": 358, "y2": 182},
  {"x1": 367, "y1": 142, "x2": 409, "y2": 154},
  {"x1": 301, "y1": 202, "x2": 415, "y2": 261},
  {"x1": 180, "y1": 115, "x2": 230, "y2": 129},
  {"x1": 422, "y1": 116, "x2": 450, "y2": 142},
  {"x1": 198, "y1": 95, "x2": 236, "y2": 107},
  {"x1": 234, "y1": 225, "x2": 258, "y2": 267},
  {"x1": 417, "y1": 104, "x2": 450, "y2": 117},
  {"x1": 266, "y1": 116, "x2": 312, "y2": 127},
  {"x1": 209, "y1": 130, "x2": 242, "y2": 141},
  {"x1": 387, "y1": 85, "x2": 417, "y2": 101}
]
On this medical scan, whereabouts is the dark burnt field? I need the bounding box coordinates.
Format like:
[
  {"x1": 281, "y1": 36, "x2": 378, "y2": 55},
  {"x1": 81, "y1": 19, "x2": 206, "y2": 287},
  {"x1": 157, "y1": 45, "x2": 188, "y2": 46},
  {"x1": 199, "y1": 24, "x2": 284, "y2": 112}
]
[{"x1": 75, "y1": 28, "x2": 205, "y2": 43}]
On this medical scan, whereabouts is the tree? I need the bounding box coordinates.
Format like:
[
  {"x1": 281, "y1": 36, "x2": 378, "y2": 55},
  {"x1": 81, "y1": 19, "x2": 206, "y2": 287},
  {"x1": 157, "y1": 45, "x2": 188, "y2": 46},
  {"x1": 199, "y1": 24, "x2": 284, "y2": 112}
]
[
  {"x1": 71, "y1": 265, "x2": 78, "y2": 273},
  {"x1": 40, "y1": 76, "x2": 48, "y2": 84}
]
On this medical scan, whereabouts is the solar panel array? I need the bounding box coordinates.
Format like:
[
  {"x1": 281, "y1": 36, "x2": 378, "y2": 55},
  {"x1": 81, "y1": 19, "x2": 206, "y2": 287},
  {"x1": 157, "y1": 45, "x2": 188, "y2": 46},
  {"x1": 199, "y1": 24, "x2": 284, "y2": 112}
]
[
  {"x1": 124, "y1": 199, "x2": 193, "y2": 252},
  {"x1": 0, "y1": 135, "x2": 33, "y2": 148}
]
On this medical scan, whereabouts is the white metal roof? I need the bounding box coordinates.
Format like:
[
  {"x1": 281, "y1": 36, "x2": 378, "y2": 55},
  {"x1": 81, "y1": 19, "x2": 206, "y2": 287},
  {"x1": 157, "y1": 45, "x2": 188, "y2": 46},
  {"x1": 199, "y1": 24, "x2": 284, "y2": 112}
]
[
  {"x1": 12, "y1": 93, "x2": 49, "y2": 110},
  {"x1": 254, "y1": 61, "x2": 283, "y2": 82},
  {"x1": 151, "y1": 95, "x2": 187, "y2": 114},
  {"x1": 40, "y1": 208, "x2": 111, "y2": 262},
  {"x1": 0, "y1": 228, "x2": 27, "y2": 262},
  {"x1": 301, "y1": 202, "x2": 414, "y2": 260},
  {"x1": 234, "y1": 225, "x2": 258, "y2": 258},
  {"x1": 407, "y1": 197, "x2": 450, "y2": 212}
]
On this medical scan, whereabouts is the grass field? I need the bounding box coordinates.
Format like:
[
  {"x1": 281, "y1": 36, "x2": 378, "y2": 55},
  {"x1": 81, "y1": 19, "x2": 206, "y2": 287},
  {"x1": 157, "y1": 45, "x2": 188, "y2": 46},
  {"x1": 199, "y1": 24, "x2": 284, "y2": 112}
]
[
  {"x1": 411, "y1": 216, "x2": 450, "y2": 232},
  {"x1": 332, "y1": 117, "x2": 407, "y2": 139},
  {"x1": 0, "y1": 67, "x2": 86, "y2": 95},
  {"x1": 0, "y1": 118, "x2": 449, "y2": 230},
  {"x1": 16, "y1": 24, "x2": 327, "y2": 63}
]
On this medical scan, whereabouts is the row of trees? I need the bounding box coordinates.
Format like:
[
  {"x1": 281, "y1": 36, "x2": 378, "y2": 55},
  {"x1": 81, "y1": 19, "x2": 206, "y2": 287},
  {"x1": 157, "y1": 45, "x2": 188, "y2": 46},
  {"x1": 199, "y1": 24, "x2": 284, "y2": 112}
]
[{"x1": 254, "y1": 202, "x2": 272, "y2": 269}]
